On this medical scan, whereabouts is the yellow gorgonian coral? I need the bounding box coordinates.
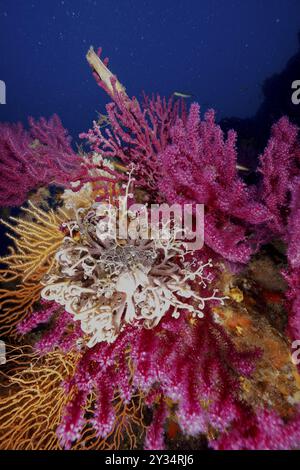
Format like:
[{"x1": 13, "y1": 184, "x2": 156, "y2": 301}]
[
  {"x1": 0, "y1": 344, "x2": 147, "y2": 450},
  {"x1": 0, "y1": 201, "x2": 68, "y2": 337},
  {"x1": 0, "y1": 344, "x2": 77, "y2": 449}
]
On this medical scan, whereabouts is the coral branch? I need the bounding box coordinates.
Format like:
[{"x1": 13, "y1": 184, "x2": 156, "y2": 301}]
[
  {"x1": 0, "y1": 116, "x2": 85, "y2": 207},
  {"x1": 158, "y1": 104, "x2": 270, "y2": 263},
  {"x1": 86, "y1": 46, "x2": 127, "y2": 98},
  {"x1": 0, "y1": 202, "x2": 67, "y2": 336}
]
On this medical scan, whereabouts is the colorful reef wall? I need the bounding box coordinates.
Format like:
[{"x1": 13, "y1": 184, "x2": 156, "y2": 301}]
[{"x1": 0, "y1": 47, "x2": 300, "y2": 450}]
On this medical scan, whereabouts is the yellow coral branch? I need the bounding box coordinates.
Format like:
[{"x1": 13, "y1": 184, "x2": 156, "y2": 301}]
[
  {"x1": 0, "y1": 345, "x2": 78, "y2": 450},
  {"x1": 0, "y1": 345, "x2": 147, "y2": 450},
  {"x1": 0, "y1": 202, "x2": 67, "y2": 337}
]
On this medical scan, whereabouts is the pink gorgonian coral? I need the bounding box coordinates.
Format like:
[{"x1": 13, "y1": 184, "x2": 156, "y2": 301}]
[
  {"x1": 54, "y1": 313, "x2": 259, "y2": 449},
  {"x1": 258, "y1": 118, "x2": 300, "y2": 341},
  {"x1": 157, "y1": 103, "x2": 270, "y2": 263},
  {"x1": 0, "y1": 115, "x2": 84, "y2": 207},
  {"x1": 283, "y1": 177, "x2": 300, "y2": 341},
  {"x1": 80, "y1": 48, "x2": 185, "y2": 195},
  {"x1": 212, "y1": 406, "x2": 300, "y2": 450},
  {"x1": 259, "y1": 116, "x2": 300, "y2": 236}
]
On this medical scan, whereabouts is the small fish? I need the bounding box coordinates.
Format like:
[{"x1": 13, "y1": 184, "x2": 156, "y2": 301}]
[
  {"x1": 113, "y1": 161, "x2": 128, "y2": 173},
  {"x1": 173, "y1": 91, "x2": 193, "y2": 99},
  {"x1": 236, "y1": 164, "x2": 250, "y2": 172}
]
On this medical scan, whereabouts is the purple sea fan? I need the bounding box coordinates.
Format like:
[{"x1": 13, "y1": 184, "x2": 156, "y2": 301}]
[
  {"x1": 212, "y1": 406, "x2": 300, "y2": 450},
  {"x1": 0, "y1": 115, "x2": 85, "y2": 207},
  {"x1": 258, "y1": 117, "x2": 300, "y2": 341},
  {"x1": 144, "y1": 399, "x2": 167, "y2": 450},
  {"x1": 286, "y1": 177, "x2": 300, "y2": 269},
  {"x1": 283, "y1": 177, "x2": 300, "y2": 340},
  {"x1": 56, "y1": 313, "x2": 260, "y2": 449},
  {"x1": 259, "y1": 116, "x2": 300, "y2": 236},
  {"x1": 17, "y1": 300, "x2": 82, "y2": 354},
  {"x1": 16, "y1": 300, "x2": 60, "y2": 335},
  {"x1": 158, "y1": 103, "x2": 270, "y2": 263},
  {"x1": 80, "y1": 93, "x2": 184, "y2": 194},
  {"x1": 80, "y1": 47, "x2": 185, "y2": 194}
]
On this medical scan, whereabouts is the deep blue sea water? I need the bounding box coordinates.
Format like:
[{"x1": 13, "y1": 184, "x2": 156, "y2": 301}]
[{"x1": 0, "y1": 0, "x2": 300, "y2": 142}]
